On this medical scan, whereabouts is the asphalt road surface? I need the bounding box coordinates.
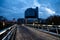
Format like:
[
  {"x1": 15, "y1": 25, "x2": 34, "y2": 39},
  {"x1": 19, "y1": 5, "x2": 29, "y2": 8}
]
[{"x1": 13, "y1": 25, "x2": 60, "y2": 40}]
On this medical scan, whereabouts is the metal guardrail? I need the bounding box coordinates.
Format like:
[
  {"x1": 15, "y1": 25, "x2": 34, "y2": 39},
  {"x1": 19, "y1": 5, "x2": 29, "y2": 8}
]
[
  {"x1": 0, "y1": 24, "x2": 17, "y2": 40},
  {"x1": 26, "y1": 24, "x2": 60, "y2": 37}
]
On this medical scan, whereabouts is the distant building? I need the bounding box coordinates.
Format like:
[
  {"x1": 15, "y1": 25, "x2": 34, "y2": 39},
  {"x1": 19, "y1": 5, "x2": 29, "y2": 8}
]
[
  {"x1": 17, "y1": 18, "x2": 25, "y2": 24},
  {"x1": 25, "y1": 7, "x2": 38, "y2": 18},
  {"x1": 25, "y1": 7, "x2": 38, "y2": 24}
]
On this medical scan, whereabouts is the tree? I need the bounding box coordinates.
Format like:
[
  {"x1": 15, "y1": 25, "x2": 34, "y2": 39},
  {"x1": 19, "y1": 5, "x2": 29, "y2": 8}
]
[
  {"x1": 0, "y1": 16, "x2": 7, "y2": 30},
  {"x1": 46, "y1": 15, "x2": 60, "y2": 25},
  {"x1": 0, "y1": 16, "x2": 7, "y2": 21}
]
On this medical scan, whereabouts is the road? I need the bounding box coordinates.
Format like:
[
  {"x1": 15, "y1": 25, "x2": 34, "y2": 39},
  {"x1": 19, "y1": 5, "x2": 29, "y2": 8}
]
[{"x1": 12, "y1": 25, "x2": 60, "y2": 40}]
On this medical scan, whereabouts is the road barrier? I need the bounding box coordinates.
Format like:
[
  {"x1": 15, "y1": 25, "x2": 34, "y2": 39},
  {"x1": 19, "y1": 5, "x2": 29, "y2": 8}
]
[
  {"x1": 26, "y1": 24, "x2": 60, "y2": 37},
  {"x1": 0, "y1": 24, "x2": 17, "y2": 40}
]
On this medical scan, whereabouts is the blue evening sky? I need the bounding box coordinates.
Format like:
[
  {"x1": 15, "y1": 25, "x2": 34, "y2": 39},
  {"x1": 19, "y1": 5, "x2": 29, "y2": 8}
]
[{"x1": 0, "y1": 0, "x2": 60, "y2": 20}]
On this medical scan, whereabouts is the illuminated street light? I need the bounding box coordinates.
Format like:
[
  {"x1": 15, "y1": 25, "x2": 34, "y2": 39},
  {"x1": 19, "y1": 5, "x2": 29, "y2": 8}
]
[{"x1": 3, "y1": 22, "x2": 5, "y2": 26}]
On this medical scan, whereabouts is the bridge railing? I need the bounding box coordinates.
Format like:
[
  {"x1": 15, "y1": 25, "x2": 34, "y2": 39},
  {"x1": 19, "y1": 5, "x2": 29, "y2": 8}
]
[
  {"x1": 0, "y1": 24, "x2": 17, "y2": 40},
  {"x1": 26, "y1": 24, "x2": 60, "y2": 37}
]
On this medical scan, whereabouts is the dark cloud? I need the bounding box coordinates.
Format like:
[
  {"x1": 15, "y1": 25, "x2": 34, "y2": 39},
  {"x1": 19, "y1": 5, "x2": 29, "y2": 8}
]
[{"x1": 0, "y1": 0, "x2": 60, "y2": 19}]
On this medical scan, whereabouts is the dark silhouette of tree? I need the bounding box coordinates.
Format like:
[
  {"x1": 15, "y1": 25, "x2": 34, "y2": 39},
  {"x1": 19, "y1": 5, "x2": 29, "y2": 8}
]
[
  {"x1": 46, "y1": 15, "x2": 60, "y2": 25},
  {"x1": 0, "y1": 16, "x2": 7, "y2": 30},
  {"x1": 0, "y1": 16, "x2": 7, "y2": 21}
]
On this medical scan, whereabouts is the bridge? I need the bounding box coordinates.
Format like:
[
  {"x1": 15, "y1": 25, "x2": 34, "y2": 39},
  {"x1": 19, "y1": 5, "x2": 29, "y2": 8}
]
[{"x1": 0, "y1": 24, "x2": 60, "y2": 40}]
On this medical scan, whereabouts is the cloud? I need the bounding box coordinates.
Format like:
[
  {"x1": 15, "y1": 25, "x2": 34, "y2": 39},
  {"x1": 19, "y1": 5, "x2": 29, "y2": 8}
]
[
  {"x1": 0, "y1": 0, "x2": 59, "y2": 19},
  {"x1": 32, "y1": 0, "x2": 41, "y2": 8},
  {"x1": 45, "y1": 7, "x2": 55, "y2": 15}
]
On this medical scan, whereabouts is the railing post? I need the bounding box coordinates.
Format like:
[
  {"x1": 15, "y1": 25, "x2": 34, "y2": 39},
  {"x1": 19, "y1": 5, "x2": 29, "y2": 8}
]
[
  {"x1": 47, "y1": 26, "x2": 49, "y2": 32},
  {"x1": 42, "y1": 25, "x2": 43, "y2": 30},
  {"x1": 55, "y1": 25, "x2": 58, "y2": 35}
]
